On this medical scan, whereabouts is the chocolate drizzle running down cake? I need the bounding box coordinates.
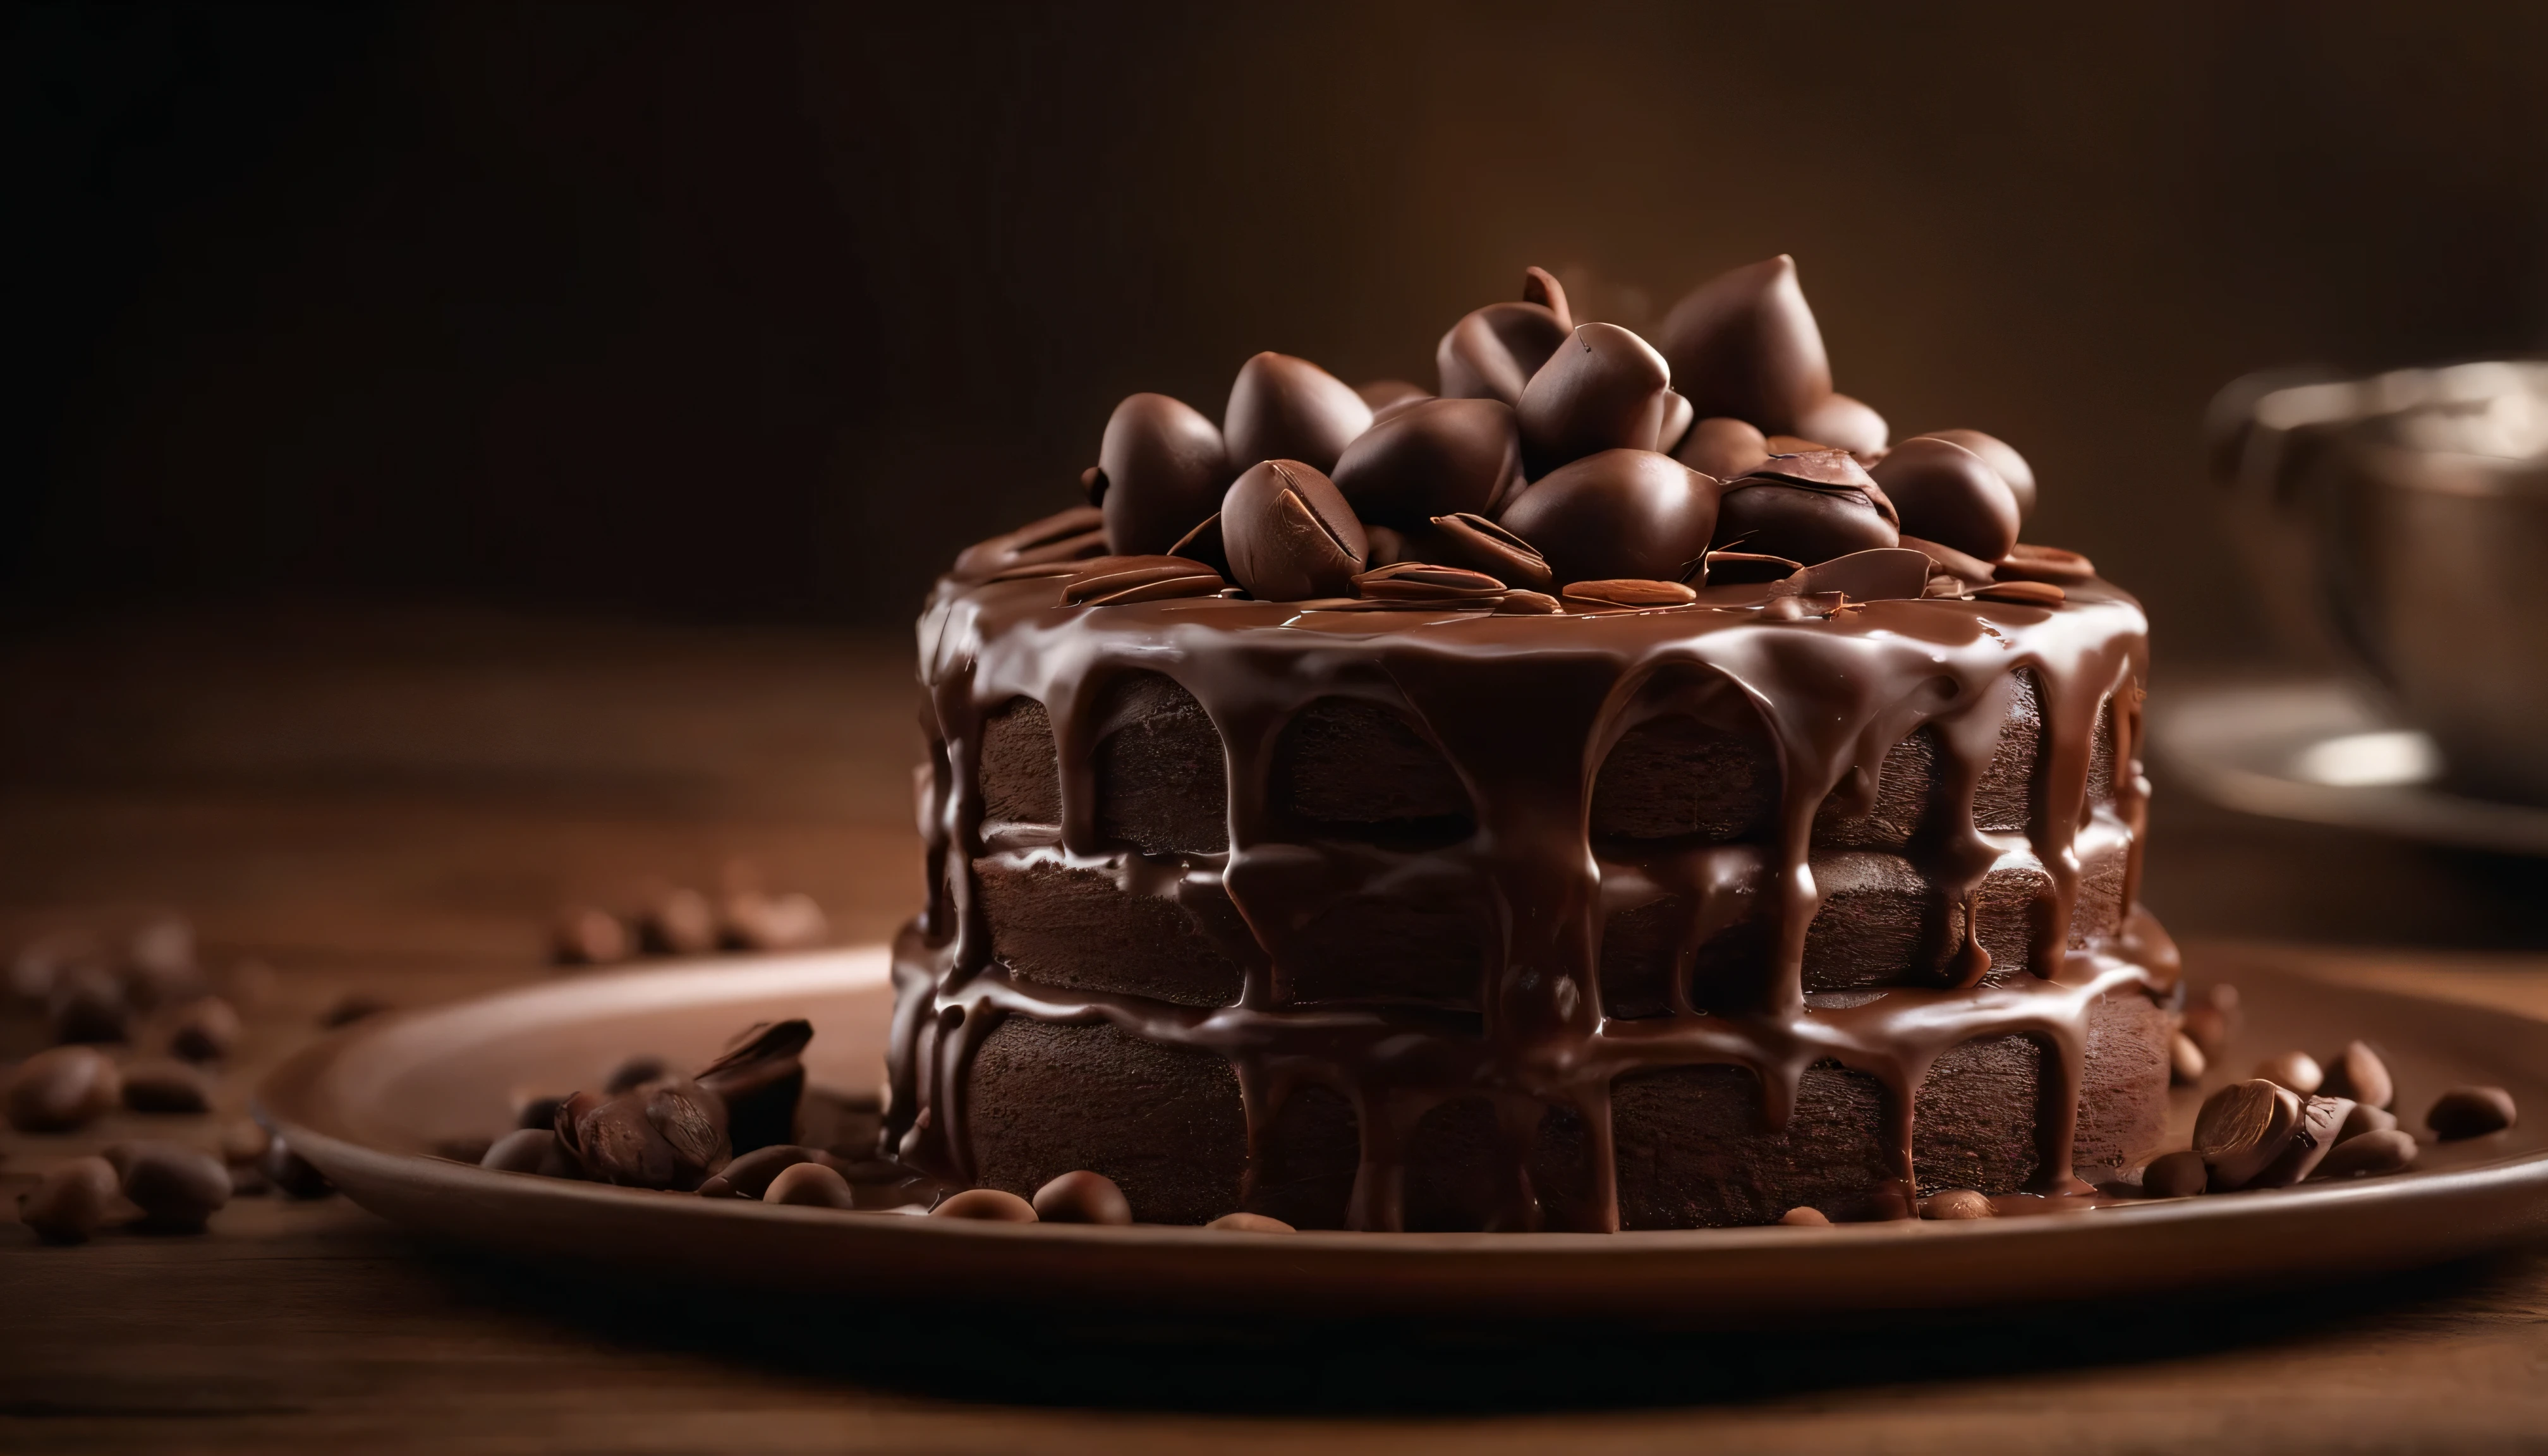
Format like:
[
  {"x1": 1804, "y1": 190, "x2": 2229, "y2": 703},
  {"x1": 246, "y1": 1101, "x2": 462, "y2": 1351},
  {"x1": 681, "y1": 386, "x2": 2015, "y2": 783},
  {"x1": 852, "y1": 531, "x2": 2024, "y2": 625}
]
[{"x1": 886, "y1": 257, "x2": 2178, "y2": 1230}]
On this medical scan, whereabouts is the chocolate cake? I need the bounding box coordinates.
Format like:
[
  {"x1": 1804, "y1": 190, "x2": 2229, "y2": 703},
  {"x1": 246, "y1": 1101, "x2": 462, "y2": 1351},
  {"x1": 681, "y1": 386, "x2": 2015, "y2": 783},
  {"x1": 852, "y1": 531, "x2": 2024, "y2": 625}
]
[{"x1": 885, "y1": 257, "x2": 2178, "y2": 1230}]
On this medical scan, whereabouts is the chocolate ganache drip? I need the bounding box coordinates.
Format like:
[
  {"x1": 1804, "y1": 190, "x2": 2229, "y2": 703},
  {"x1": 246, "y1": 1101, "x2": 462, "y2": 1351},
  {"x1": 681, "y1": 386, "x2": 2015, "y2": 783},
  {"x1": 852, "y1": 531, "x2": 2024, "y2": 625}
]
[{"x1": 889, "y1": 258, "x2": 2173, "y2": 1230}]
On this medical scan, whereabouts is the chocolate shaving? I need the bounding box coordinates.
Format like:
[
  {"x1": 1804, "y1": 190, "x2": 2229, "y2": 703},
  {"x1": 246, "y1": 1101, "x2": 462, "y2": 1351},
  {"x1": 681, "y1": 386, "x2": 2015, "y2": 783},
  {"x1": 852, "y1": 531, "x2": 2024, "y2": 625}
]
[
  {"x1": 1354, "y1": 562, "x2": 1507, "y2": 600},
  {"x1": 1428, "y1": 512, "x2": 1555, "y2": 592},
  {"x1": 1059, "y1": 557, "x2": 1228, "y2": 606}
]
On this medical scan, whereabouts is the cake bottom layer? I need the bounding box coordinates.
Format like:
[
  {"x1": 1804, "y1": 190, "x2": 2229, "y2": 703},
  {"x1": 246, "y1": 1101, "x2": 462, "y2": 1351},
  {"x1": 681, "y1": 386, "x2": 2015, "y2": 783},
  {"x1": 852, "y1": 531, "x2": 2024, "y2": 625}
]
[{"x1": 954, "y1": 985, "x2": 2172, "y2": 1228}]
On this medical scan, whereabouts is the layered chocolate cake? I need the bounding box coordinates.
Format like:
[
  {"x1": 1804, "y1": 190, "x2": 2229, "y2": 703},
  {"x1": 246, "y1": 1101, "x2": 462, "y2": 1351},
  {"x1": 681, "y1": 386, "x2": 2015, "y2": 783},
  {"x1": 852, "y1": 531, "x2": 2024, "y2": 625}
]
[{"x1": 886, "y1": 257, "x2": 2178, "y2": 1230}]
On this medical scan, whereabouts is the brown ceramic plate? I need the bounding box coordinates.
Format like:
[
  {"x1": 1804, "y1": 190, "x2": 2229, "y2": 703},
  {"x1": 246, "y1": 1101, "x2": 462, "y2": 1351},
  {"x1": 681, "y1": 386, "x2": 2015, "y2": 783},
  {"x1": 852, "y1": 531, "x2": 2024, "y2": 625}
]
[{"x1": 257, "y1": 948, "x2": 2548, "y2": 1323}]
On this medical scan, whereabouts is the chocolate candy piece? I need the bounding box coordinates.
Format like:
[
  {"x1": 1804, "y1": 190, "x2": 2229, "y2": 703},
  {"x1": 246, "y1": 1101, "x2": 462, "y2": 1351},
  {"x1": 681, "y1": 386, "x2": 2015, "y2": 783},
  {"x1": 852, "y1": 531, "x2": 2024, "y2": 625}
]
[
  {"x1": 48, "y1": 964, "x2": 130, "y2": 1044},
  {"x1": 1921, "y1": 1189, "x2": 1994, "y2": 1219},
  {"x1": 2169, "y1": 1032, "x2": 2207, "y2": 1085},
  {"x1": 1437, "y1": 301, "x2": 1571, "y2": 405},
  {"x1": 1654, "y1": 389, "x2": 1695, "y2": 455},
  {"x1": 1870, "y1": 437, "x2": 2020, "y2": 562},
  {"x1": 2193, "y1": 1079, "x2": 2302, "y2": 1190},
  {"x1": 1496, "y1": 449, "x2": 1718, "y2": 586},
  {"x1": 1224, "y1": 352, "x2": 1372, "y2": 473},
  {"x1": 1794, "y1": 392, "x2": 1888, "y2": 456},
  {"x1": 1426, "y1": 512, "x2": 1554, "y2": 592},
  {"x1": 1062, "y1": 554, "x2": 1227, "y2": 607},
  {"x1": 1562, "y1": 578, "x2": 1697, "y2": 610},
  {"x1": 1222, "y1": 459, "x2": 1369, "y2": 601},
  {"x1": 1330, "y1": 397, "x2": 1523, "y2": 527},
  {"x1": 2321, "y1": 1040, "x2": 2394, "y2": 1110},
  {"x1": 1677, "y1": 416, "x2": 1771, "y2": 482},
  {"x1": 120, "y1": 1059, "x2": 213, "y2": 1113},
  {"x1": 2252, "y1": 1050, "x2": 2324, "y2": 1095},
  {"x1": 1031, "y1": 1169, "x2": 1134, "y2": 1225},
  {"x1": 2426, "y1": 1085, "x2": 2516, "y2": 1140},
  {"x1": 1778, "y1": 1205, "x2": 1831, "y2": 1226},
  {"x1": 1168, "y1": 513, "x2": 1232, "y2": 576},
  {"x1": 1522, "y1": 265, "x2": 1572, "y2": 326},
  {"x1": 1924, "y1": 428, "x2": 2037, "y2": 521},
  {"x1": 932, "y1": 1187, "x2": 1039, "y2": 1222},
  {"x1": 2250, "y1": 1095, "x2": 2355, "y2": 1186},
  {"x1": 1354, "y1": 379, "x2": 1429, "y2": 413},
  {"x1": 1781, "y1": 547, "x2": 1933, "y2": 603},
  {"x1": 1517, "y1": 323, "x2": 1673, "y2": 475},
  {"x1": 2311, "y1": 1129, "x2": 2418, "y2": 1179},
  {"x1": 1353, "y1": 562, "x2": 1507, "y2": 600},
  {"x1": 699, "y1": 1143, "x2": 822, "y2": 1198},
  {"x1": 109, "y1": 1140, "x2": 231, "y2": 1232},
  {"x1": 1656, "y1": 254, "x2": 1831, "y2": 435},
  {"x1": 1496, "y1": 589, "x2": 1560, "y2": 614},
  {"x1": 765, "y1": 1160, "x2": 859, "y2": 1209},
  {"x1": 20, "y1": 1156, "x2": 124, "y2": 1243},
  {"x1": 5, "y1": 1045, "x2": 121, "y2": 1132},
  {"x1": 1713, "y1": 461, "x2": 1898, "y2": 566},
  {"x1": 1098, "y1": 392, "x2": 1235, "y2": 556},
  {"x1": 1205, "y1": 1211, "x2": 1294, "y2": 1232},
  {"x1": 694, "y1": 1017, "x2": 812, "y2": 1156},
  {"x1": 554, "y1": 1079, "x2": 732, "y2": 1190},
  {"x1": 2141, "y1": 1150, "x2": 2210, "y2": 1197},
  {"x1": 2337, "y1": 1103, "x2": 2398, "y2": 1143}
]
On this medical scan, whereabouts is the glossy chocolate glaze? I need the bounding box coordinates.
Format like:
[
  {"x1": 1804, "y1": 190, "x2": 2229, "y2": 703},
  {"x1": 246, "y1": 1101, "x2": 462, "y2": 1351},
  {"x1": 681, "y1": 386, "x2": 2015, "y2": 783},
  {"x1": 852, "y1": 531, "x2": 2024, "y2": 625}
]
[{"x1": 889, "y1": 506, "x2": 2173, "y2": 1230}]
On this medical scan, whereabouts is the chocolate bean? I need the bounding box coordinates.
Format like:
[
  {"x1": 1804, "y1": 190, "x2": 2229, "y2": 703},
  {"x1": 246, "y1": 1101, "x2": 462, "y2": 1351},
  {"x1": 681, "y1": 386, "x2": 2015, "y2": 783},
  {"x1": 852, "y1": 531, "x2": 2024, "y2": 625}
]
[
  {"x1": 2253, "y1": 1050, "x2": 2324, "y2": 1096},
  {"x1": 1924, "y1": 428, "x2": 2037, "y2": 521},
  {"x1": 1781, "y1": 547, "x2": 1933, "y2": 603},
  {"x1": 1497, "y1": 590, "x2": 1561, "y2": 614},
  {"x1": 1677, "y1": 416, "x2": 1771, "y2": 482},
  {"x1": 698, "y1": 1143, "x2": 820, "y2": 1198},
  {"x1": 1522, "y1": 265, "x2": 1572, "y2": 327},
  {"x1": 1354, "y1": 379, "x2": 1430, "y2": 413},
  {"x1": 1354, "y1": 562, "x2": 1507, "y2": 600},
  {"x1": 5, "y1": 1045, "x2": 121, "y2": 1132},
  {"x1": 47, "y1": 964, "x2": 131, "y2": 1044},
  {"x1": 1426, "y1": 512, "x2": 1555, "y2": 591},
  {"x1": 2311, "y1": 1129, "x2": 2418, "y2": 1180},
  {"x1": 219, "y1": 1119, "x2": 272, "y2": 1167},
  {"x1": 481, "y1": 1128, "x2": 566, "y2": 1175},
  {"x1": 1921, "y1": 1189, "x2": 1994, "y2": 1220},
  {"x1": 1870, "y1": 437, "x2": 2020, "y2": 562},
  {"x1": 2252, "y1": 1095, "x2": 2355, "y2": 1187},
  {"x1": 695, "y1": 1018, "x2": 811, "y2": 1155},
  {"x1": 2142, "y1": 1149, "x2": 2210, "y2": 1198},
  {"x1": 555, "y1": 1089, "x2": 707, "y2": 1189},
  {"x1": 1994, "y1": 542, "x2": 2096, "y2": 583},
  {"x1": 111, "y1": 1141, "x2": 231, "y2": 1232},
  {"x1": 1437, "y1": 301, "x2": 1571, "y2": 405},
  {"x1": 2193, "y1": 1079, "x2": 2302, "y2": 1190},
  {"x1": 1972, "y1": 580, "x2": 2066, "y2": 607},
  {"x1": 2426, "y1": 1086, "x2": 2516, "y2": 1140},
  {"x1": 931, "y1": 1187, "x2": 1038, "y2": 1222},
  {"x1": 1221, "y1": 459, "x2": 1369, "y2": 600},
  {"x1": 1224, "y1": 352, "x2": 1373, "y2": 473},
  {"x1": 1654, "y1": 390, "x2": 1695, "y2": 456},
  {"x1": 119, "y1": 1059, "x2": 212, "y2": 1114},
  {"x1": 2322, "y1": 1040, "x2": 2394, "y2": 1110},
  {"x1": 551, "y1": 906, "x2": 631, "y2": 966},
  {"x1": 765, "y1": 1160, "x2": 859, "y2": 1209},
  {"x1": 1712, "y1": 478, "x2": 1897, "y2": 566},
  {"x1": 1778, "y1": 1205, "x2": 1831, "y2": 1226},
  {"x1": 2170, "y1": 1031, "x2": 2207, "y2": 1085},
  {"x1": 167, "y1": 996, "x2": 241, "y2": 1063},
  {"x1": 1655, "y1": 255, "x2": 1831, "y2": 435},
  {"x1": 605, "y1": 1055, "x2": 669, "y2": 1095},
  {"x1": 261, "y1": 1138, "x2": 334, "y2": 1198},
  {"x1": 1331, "y1": 397, "x2": 1524, "y2": 528},
  {"x1": 1793, "y1": 392, "x2": 1888, "y2": 456},
  {"x1": 123, "y1": 916, "x2": 202, "y2": 1010},
  {"x1": 1098, "y1": 392, "x2": 1235, "y2": 556},
  {"x1": 637, "y1": 886, "x2": 718, "y2": 957},
  {"x1": 1497, "y1": 449, "x2": 1718, "y2": 586},
  {"x1": 1031, "y1": 1169, "x2": 1134, "y2": 1225},
  {"x1": 2338, "y1": 1103, "x2": 2399, "y2": 1143},
  {"x1": 9, "y1": 930, "x2": 102, "y2": 1007},
  {"x1": 319, "y1": 992, "x2": 391, "y2": 1028},
  {"x1": 719, "y1": 890, "x2": 830, "y2": 952},
  {"x1": 20, "y1": 1156, "x2": 127, "y2": 1243},
  {"x1": 1205, "y1": 1211, "x2": 1294, "y2": 1232},
  {"x1": 1516, "y1": 323, "x2": 1673, "y2": 474},
  {"x1": 1562, "y1": 578, "x2": 1697, "y2": 610}
]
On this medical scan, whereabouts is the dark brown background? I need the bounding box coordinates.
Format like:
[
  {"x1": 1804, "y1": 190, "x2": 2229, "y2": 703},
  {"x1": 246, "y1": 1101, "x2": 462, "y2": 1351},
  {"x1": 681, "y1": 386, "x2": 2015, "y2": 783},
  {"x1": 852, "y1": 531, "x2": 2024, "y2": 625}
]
[{"x1": 13, "y1": 1, "x2": 2547, "y2": 647}]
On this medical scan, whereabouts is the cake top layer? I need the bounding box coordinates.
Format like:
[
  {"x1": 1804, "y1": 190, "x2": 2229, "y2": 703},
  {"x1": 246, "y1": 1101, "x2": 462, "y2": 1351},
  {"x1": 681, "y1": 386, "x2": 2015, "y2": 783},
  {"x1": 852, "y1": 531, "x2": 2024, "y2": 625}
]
[{"x1": 1069, "y1": 255, "x2": 2057, "y2": 613}]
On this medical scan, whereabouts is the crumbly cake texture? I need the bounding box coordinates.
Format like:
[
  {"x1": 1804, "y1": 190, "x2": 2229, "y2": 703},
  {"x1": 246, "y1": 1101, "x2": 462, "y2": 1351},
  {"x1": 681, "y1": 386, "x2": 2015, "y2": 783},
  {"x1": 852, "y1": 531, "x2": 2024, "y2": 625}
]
[{"x1": 885, "y1": 257, "x2": 2176, "y2": 1230}]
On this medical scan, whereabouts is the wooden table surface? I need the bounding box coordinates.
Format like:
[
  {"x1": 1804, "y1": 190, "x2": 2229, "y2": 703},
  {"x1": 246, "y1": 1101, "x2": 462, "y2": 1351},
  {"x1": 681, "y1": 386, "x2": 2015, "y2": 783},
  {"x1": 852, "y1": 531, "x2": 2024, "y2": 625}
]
[{"x1": 4, "y1": 607, "x2": 2546, "y2": 1454}]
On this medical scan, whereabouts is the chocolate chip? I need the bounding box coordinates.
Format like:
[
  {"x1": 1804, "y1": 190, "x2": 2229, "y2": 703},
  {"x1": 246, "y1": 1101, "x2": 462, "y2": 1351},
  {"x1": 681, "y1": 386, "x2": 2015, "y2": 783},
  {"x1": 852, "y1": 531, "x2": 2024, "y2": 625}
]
[
  {"x1": 1922, "y1": 428, "x2": 2036, "y2": 521},
  {"x1": 1677, "y1": 416, "x2": 1771, "y2": 482},
  {"x1": 1656, "y1": 255, "x2": 1831, "y2": 435},
  {"x1": 1713, "y1": 477, "x2": 1897, "y2": 567},
  {"x1": 1921, "y1": 1189, "x2": 1994, "y2": 1220},
  {"x1": 1562, "y1": 578, "x2": 1698, "y2": 610},
  {"x1": 1994, "y1": 542, "x2": 2096, "y2": 583},
  {"x1": 1222, "y1": 459, "x2": 1369, "y2": 600},
  {"x1": 1778, "y1": 1205, "x2": 1831, "y2": 1226},
  {"x1": 764, "y1": 1160, "x2": 859, "y2": 1209},
  {"x1": 119, "y1": 1059, "x2": 213, "y2": 1114},
  {"x1": 261, "y1": 1138, "x2": 334, "y2": 1199},
  {"x1": 19, "y1": 1156, "x2": 126, "y2": 1244},
  {"x1": 1331, "y1": 397, "x2": 1524, "y2": 528},
  {"x1": 1425, "y1": 511, "x2": 1555, "y2": 592},
  {"x1": 1496, "y1": 590, "x2": 1561, "y2": 614},
  {"x1": 2252, "y1": 1050, "x2": 2324, "y2": 1095},
  {"x1": 1355, "y1": 379, "x2": 1431, "y2": 413},
  {"x1": 1780, "y1": 547, "x2": 1933, "y2": 603},
  {"x1": 1520, "y1": 265, "x2": 1571, "y2": 326},
  {"x1": 2170, "y1": 1032, "x2": 2207, "y2": 1085},
  {"x1": 2321, "y1": 1040, "x2": 2394, "y2": 1111},
  {"x1": 1437, "y1": 300, "x2": 1571, "y2": 405},
  {"x1": 1870, "y1": 437, "x2": 2020, "y2": 562},
  {"x1": 47, "y1": 964, "x2": 131, "y2": 1045},
  {"x1": 2337, "y1": 1103, "x2": 2399, "y2": 1143},
  {"x1": 694, "y1": 1018, "x2": 812, "y2": 1156},
  {"x1": 1225, "y1": 352, "x2": 1373, "y2": 473},
  {"x1": 1205, "y1": 1211, "x2": 1294, "y2": 1232},
  {"x1": 2426, "y1": 1086, "x2": 2516, "y2": 1140},
  {"x1": 931, "y1": 1187, "x2": 1038, "y2": 1222},
  {"x1": 1516, "y1": 323, "x2": 1673, "y2": 475},
  {"x1": 2142, "y1": 1149, "x2": 2210, "y2": 1197},
  {"x1": 480, "y1": 1128, "x2": 566, "y2": 1175},
  {"x1": 2311, "y1": 1128, "x2": 2418, "y2": 1180},
  {"x1": 167, "y1": 995, "x2": 241, "y2": 1063},
  {"x1": 1793, "y1": 392, "x2": 1889, "y2": 456},
  {"x1": 5, "y1": 1045, "x2": 121, "y2": 1132},
  {"x1": 1654, "y1": 390, "x2": 1695, "y2": 456},
  {"x1": 1097, "y1": 392, "x2": 1236, "y2": 556},
  {"x1": 1031, "y1": 1169, "x2": 1134, "y2": 1225},
  {"x1": 2193, "y1": 1079, "x2": 2302, "y2": 1190},
  {"x1": 1496, "y1": 449, "x2": 1718, "y2": 586},
  {"x1": 605, "y1": 1055, "x2": 669, "y2": 1095},
  {"x1": 109, "y1": 1141, "x2": 231, "y2": 1232},
  {"x1": 551, "y1": 906, "x2": 632, "y2": 966},
  {"x1": 697, "y1": 1143, "x2": 820, "y2": 1198},
  {"x1": 1971, "y1": 580, "x2": 2066, "y2": 607}
]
